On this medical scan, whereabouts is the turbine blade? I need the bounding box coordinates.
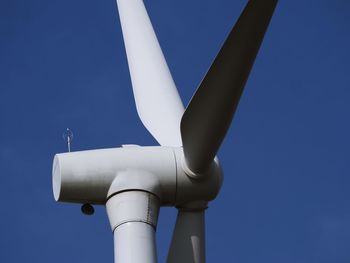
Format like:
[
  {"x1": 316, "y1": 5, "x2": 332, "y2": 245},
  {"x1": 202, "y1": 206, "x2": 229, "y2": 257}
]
[
  {"x1": 181, "y1": 0, "x2": 278, "y2": 174},
  {"x1": 167, "y1": 209, "x2": 205, "y2": 263},
  {"x1": 117, "y1": 0, "x2": 184, "y2": 146}
]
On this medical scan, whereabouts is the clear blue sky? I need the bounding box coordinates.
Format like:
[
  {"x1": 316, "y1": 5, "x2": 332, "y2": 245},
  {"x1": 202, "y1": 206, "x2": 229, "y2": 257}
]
[{"x1": 1, "y1": 0, "x2": 349, "y2": 262}]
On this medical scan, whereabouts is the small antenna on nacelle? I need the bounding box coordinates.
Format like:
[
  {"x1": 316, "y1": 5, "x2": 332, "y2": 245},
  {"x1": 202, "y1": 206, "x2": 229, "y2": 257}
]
[{"x1": 63, "y1": 128, "x2": 74, "y2": 152}]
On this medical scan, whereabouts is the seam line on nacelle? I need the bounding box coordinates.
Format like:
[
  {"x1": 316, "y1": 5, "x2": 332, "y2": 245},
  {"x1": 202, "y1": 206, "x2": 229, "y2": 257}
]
[
  {"x1": 111, "y1": 219, "x2": 157, "y2": 233},
  {"x1": 106, "y1": 189, "x2": 161, "y2": 202}
]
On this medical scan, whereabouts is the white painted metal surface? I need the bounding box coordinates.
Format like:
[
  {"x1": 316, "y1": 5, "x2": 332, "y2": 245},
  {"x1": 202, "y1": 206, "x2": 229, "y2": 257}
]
[
  {"x1": 52, "y1": 146, "x2": 223, "y2": 206},
  {"x1": 107, "y1": 191, "x2": 159, "y2": 263},
  {"x1": 114, "y1": 222, "x2": 157, "y2": 263},
  {"x1": 116, "y1": 0, "x2": 184, "y2": 146},
  {"x1": 167, "y1": 209, "x2": 206, "y2": 263},
  {"x1": 180, "y1": 0, "x2": 278, "y2": 174},
  {"x1": 52, "y1": 1, "x2": 279, "y2": 263},
  {"x1": 106, "y1": 191, "x2": 159, "y2": 231},
  {"x1": 52, "y1": 146, "x2": 176, "y2": 204}
]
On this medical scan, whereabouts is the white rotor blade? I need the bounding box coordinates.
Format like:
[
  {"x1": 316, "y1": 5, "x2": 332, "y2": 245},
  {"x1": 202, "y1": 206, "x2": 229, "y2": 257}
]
[
  {"x1": 181, "y1": 0, "x2": 278, "y2": 174},
  {"x1": 117, "y1": 0, "x2": 184, "y2": 146},
  {"x1": 167, "y1": 210, "x2": 205, "y2": 263}
]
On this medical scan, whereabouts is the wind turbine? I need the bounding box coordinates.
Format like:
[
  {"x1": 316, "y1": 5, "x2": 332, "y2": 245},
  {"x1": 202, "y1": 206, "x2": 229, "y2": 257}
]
[{"x1": 52, "y1": 0, "x2": 278, "y2": 262}]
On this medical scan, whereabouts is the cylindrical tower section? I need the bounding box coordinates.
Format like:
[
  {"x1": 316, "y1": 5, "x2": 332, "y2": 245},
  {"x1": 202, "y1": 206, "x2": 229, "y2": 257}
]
[
  {"x1": 114, "y1": 222, "x2": 157, "y2": 263},
  {"x1": 106, "y1": 191, "x2": 160, "y2": 263}
]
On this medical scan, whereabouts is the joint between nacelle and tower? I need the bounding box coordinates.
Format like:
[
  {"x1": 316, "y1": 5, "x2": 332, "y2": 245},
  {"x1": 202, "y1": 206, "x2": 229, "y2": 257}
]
[{"x1": 106, "y1": 191, "x2": 160, "y2": 232}]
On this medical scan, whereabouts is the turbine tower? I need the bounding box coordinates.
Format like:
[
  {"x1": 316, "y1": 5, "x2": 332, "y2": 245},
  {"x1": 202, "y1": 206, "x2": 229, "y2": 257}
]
[{"x1": 52, "y1": 0, "x2": 278, "y2": 262}]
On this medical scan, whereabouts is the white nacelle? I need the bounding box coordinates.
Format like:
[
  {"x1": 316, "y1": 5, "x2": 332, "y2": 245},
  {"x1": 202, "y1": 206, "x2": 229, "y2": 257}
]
[{"x1": 52, "y1": 145, "x2": 223, "y2": 207}]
